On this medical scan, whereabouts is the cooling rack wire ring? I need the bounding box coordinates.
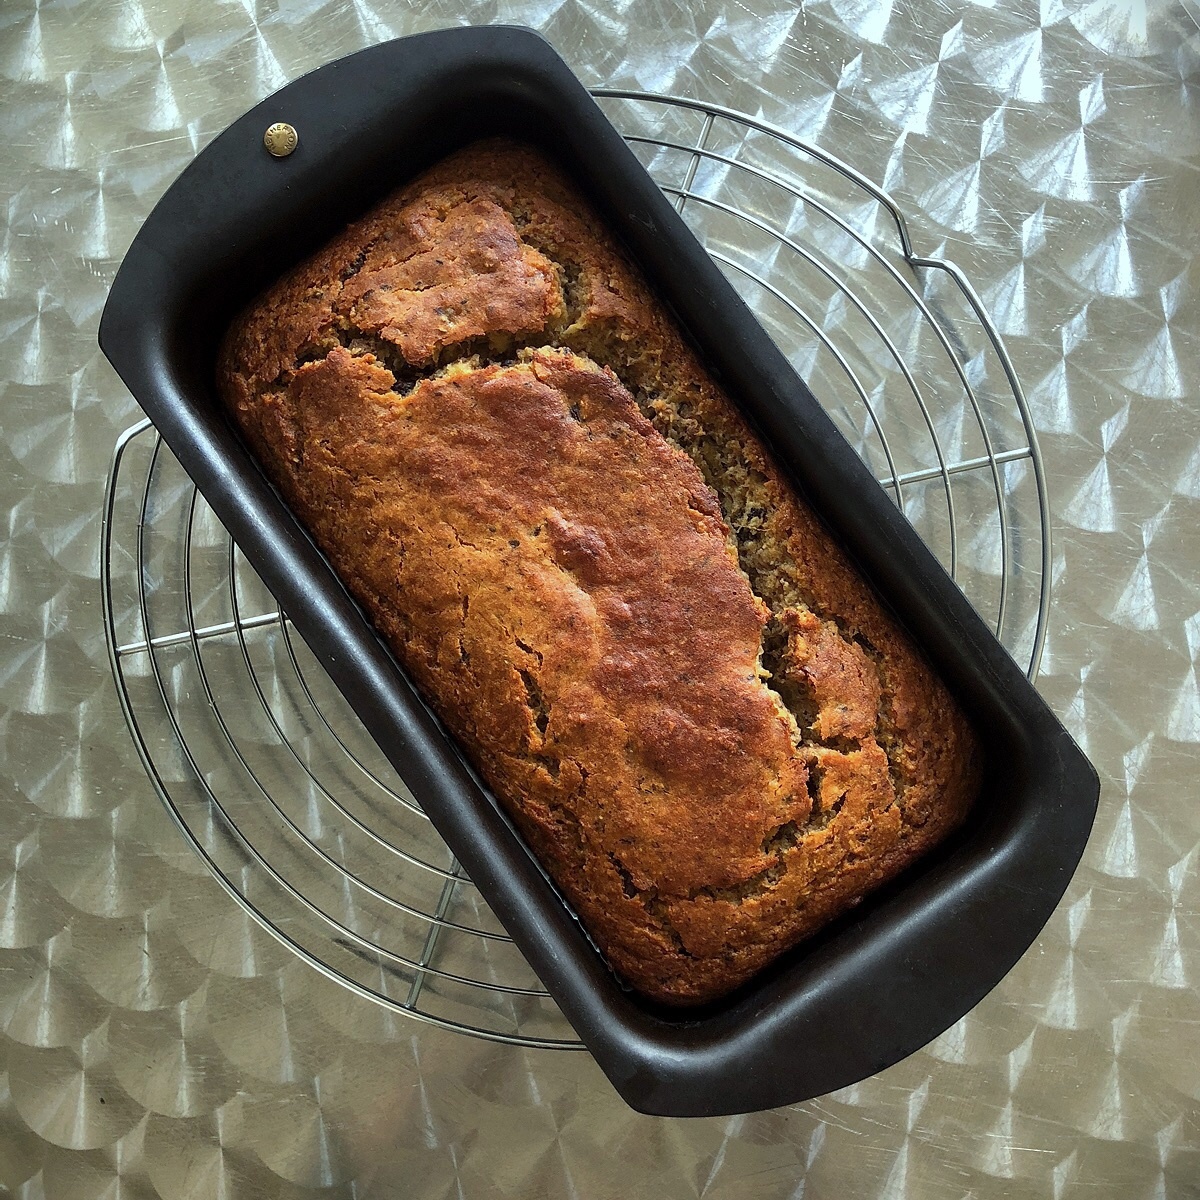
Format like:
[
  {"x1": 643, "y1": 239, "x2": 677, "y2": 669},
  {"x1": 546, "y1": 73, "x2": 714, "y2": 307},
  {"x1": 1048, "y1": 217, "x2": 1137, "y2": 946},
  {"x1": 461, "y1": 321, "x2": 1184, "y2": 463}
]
[{"x1": 100, "y1": 93, "x2": 1052, "y2": 1049}]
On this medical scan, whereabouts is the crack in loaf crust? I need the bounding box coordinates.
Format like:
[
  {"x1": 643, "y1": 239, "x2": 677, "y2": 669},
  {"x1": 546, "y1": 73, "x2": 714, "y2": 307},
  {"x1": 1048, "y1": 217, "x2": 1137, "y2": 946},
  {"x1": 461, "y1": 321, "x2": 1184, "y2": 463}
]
[{"x1": 218, "y1": 139, "x2": 981, "y2": 1006}]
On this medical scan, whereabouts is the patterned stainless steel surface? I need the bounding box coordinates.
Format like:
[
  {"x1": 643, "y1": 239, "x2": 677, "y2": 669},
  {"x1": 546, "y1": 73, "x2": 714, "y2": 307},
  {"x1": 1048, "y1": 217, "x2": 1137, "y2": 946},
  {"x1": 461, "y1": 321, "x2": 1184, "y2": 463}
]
[
  {"x1": 99, "y1": 90, "x2": 1051, "y2": 1053},
  {"x1": 3, "y1": 0, "x2": 1199, "y2": 1196}
]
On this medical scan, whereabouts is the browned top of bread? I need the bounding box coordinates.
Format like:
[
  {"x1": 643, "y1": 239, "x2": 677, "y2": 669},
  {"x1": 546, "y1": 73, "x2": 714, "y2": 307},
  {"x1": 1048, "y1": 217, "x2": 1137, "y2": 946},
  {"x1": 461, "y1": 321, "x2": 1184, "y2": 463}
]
[{"x1": 219, "y1": 139, "x2": 980, "y2": 1006}]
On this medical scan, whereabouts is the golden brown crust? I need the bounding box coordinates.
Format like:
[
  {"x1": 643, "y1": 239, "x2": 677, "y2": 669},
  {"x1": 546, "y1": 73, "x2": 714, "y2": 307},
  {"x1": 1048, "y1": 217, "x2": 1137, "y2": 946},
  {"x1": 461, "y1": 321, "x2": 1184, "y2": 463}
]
[{"x1": 218, "y1": 139, "x2": 980, "y2": 1006}]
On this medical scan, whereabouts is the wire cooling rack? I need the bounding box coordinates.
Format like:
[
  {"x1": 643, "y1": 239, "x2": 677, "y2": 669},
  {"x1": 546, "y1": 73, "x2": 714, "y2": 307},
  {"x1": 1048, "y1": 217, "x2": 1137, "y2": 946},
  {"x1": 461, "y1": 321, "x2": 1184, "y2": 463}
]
[{"x1": 101, "y1": 93, "x2": 1051, "y2": 1048}]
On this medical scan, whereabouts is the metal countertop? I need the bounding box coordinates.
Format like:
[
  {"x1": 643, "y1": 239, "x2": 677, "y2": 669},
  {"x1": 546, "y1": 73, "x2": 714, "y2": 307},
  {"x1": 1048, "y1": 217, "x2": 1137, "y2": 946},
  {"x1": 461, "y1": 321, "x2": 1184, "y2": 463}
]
[{"x1": 2, "y1": 0, "x2": 1198, "y2": 1196}]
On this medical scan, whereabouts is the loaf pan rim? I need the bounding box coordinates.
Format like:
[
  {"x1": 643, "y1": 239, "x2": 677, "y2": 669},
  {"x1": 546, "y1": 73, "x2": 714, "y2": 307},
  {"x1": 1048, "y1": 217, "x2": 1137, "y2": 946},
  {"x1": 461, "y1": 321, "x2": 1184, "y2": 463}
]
[{"x1": 98, "y1": 25, "x2": 1100, "y2": 1116}]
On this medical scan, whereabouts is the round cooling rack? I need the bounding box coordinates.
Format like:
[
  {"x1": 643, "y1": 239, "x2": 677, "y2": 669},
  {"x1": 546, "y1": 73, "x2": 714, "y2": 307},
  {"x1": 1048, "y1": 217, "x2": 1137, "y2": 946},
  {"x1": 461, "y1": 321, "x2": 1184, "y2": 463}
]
[{"x1": 101, "y1": 93, "x2": 1051, "y2": 1049}]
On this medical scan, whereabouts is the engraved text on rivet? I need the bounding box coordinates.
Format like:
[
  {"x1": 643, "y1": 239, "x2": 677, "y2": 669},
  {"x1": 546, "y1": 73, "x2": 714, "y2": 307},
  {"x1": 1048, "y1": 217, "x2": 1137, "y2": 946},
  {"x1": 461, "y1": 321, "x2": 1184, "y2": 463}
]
[{"x1": 264, "y1": 122, "x2": 298, "y2": 157}]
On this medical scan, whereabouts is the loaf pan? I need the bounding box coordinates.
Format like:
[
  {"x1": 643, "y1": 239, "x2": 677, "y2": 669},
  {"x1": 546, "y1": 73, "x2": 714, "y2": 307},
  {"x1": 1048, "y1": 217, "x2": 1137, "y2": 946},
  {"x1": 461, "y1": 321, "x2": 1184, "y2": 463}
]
[{"x1": 98, "y1": 26, "x2": 1099, "y2": 1116}]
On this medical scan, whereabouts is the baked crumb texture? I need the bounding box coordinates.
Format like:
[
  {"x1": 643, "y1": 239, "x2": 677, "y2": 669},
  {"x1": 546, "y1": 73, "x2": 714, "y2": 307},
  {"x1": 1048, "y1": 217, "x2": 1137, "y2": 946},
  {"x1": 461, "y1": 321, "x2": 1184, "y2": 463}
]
[{"x1": 218, "y1": 139, "x2": 981, "y2": 1006}]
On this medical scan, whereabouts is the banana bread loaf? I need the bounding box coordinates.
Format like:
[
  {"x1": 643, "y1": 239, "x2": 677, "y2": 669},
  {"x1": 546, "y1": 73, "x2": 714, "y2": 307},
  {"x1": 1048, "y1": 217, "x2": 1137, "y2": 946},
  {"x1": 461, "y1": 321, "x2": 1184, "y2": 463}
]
[{"x1": 218, "y1": 139, "x2": 980, "y2": 1006}]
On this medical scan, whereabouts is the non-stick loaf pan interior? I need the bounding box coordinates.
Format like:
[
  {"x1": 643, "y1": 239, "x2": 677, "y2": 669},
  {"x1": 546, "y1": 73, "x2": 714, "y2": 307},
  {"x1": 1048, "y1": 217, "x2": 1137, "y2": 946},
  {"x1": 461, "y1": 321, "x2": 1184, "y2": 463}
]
[{"x1": 99, "y1": 26, "x2": 1099, "y2": 1115}]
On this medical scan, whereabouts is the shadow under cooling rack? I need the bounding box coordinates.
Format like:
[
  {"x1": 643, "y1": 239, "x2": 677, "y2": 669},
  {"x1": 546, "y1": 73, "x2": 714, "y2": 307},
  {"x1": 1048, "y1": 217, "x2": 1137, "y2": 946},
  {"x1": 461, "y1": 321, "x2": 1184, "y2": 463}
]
[{"x1": 101, "y1": 92, "x2": 1050, "y2": 1049}]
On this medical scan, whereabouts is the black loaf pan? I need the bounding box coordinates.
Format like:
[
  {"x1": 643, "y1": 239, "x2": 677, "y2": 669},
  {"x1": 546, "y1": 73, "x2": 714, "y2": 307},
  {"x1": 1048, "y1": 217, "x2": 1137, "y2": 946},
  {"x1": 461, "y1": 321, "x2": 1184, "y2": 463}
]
[{"x1": 99, "y1": 26, "x2": 1099, "y2": 1116}]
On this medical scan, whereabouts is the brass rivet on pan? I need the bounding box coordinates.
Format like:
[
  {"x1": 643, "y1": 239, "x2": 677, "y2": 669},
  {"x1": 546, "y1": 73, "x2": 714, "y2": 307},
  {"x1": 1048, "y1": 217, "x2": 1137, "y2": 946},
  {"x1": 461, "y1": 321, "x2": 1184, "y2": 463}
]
[{"x1": 263, "y1": 122, "x2": 298, "y2": 158}]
